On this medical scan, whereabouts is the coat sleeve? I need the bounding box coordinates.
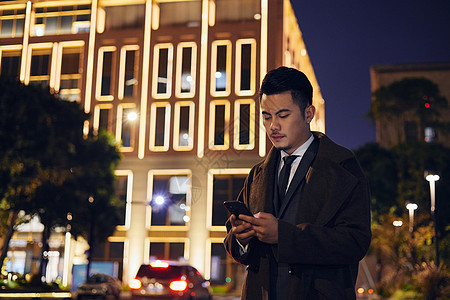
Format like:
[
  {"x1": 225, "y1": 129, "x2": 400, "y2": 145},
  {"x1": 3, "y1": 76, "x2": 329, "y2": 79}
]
[
  {"x1": 223, "y1": 167, "x2": 258, "y2": 266},
  {"x1": 277, "y1": 157, "x2": 372, "y2": 265}
]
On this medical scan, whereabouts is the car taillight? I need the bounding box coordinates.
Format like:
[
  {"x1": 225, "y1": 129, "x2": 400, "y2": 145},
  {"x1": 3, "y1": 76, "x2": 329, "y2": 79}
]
[
  {"x1": 169, "y1": 280, "x2": 188, "y2": 292},
  {"x1": 129, "y1": 278, "x2": 142, "y2": 290}
]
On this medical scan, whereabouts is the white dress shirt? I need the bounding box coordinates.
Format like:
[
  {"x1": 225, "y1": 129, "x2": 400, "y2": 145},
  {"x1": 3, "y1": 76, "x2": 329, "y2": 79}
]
[{"x1": 277, "y1": 134, "x2": 314, "y2": 193}]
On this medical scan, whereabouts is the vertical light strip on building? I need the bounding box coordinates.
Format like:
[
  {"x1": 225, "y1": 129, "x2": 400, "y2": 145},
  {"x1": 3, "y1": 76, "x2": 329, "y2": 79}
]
[
  {"x1": 50, "y1": 43, "x2": 58, "y2": 89},
  {"x1": 62, "y1": 231, "x2": 71, "y2": 287},
  {"x1": 84, "y1": 0, "x2": 98, "y2": 114},
  {"x1": 259, "y1": 0, "x2": 268, "y2": 157},
  {"x1": 20, "y1": 1, "x2": 31, "y2": 82},
  {"x1": 138, "y1": 0, "x2": 153, "y2": 159},
  {"x1": 197, "y1": 0, "x2": 209, "y2": 158}
]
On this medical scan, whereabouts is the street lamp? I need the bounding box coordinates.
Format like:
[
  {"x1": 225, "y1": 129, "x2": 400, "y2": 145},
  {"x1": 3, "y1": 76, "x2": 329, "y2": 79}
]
[
  {"x1": 406, "y1": 203, "x2": 418, "y2": 233},
  {"x1": 425, "y1": 172, "x2": 440, "y2": 267},
  {"x1": 393, "y1": 220, "x2": 403, "y2": 235}
]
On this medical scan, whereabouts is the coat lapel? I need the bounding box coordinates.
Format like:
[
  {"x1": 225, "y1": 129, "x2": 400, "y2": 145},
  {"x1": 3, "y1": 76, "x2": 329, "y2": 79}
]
[{"x1": 248, "y1": 147, "x2": 279, "y2": 215}]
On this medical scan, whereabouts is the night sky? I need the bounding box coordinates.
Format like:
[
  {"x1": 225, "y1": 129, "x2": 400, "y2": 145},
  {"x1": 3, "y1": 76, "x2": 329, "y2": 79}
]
[{"x1": 291, "y1": 0, "x2": 450, "y2": 150}]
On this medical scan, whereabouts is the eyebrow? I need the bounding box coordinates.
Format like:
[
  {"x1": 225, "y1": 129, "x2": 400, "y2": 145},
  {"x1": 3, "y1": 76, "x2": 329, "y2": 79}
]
[{"x1": 262, "y1": 108, "x2": 291, "y2": 115}]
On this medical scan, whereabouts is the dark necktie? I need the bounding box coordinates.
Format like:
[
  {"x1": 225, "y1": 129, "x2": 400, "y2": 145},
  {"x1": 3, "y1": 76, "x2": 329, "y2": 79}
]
[{"x1": 278, "y1": 155, "x2": 298, "y2": 207}]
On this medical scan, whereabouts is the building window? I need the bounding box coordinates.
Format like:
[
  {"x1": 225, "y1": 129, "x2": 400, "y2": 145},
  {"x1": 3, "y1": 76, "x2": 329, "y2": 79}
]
[
  {"x1": 0, "y1": 8, "x2": 25, "y2": 38},
  {"x1": 210, "y1": 242, "x2": 245, "y2": 288},
  {"x1": 215, "y1": 0, "x2": 261, "y2": 23},
  {"x1": 211, "y1": 41, "x2": 231, "y2": 96},
  {"x1": 235, "y1": 39, "x2": 256, "y2": 96},
  {"x1": 176, "y1": 43, "x2": 197, "y2": 98},
  {"x1": 114, "y1": 171, "x2": 133, "y2": 227},
  {"x1": 404, "y1": 121, "x2": 418, "y2": 142},
  {"x1": 150, "y1": 102, "x2": 171, "y2": 151},
  {"x1": 97, "y1": 47, "x2": 116, "y2": 100},
  {"x1": 117, "y1": 105, "x2": 137, "y2": 151},
  {"x1": 209, "y1": 100, "x2": 230, "y2": 150},
  {"x1": 119, "y1": 46, "x2": 139, "y2": 100},
  {"x1": 32, "y1": 5, "x2": 91, "y2": 36},
  {"x1": 153, "y1": 44, "x2": 173, "y2": 99},
  {"x1": 173, "y1": 101, "x2": 195, "y2": 151},
  {"x1": 211, "y1": 174, "x2": 246, "y2": 227},
  {"x1": 28, "y1": 46, "x2": 51, "y2": 87},
  {"x1": 104, "y1": 4, "x2": 145, "y2": 31},
  {"x1": 425, "y1": 127, "x2": 438, "y2": 143},
  {"x1": 149, "y1": 241, "x2": 186, "y2": 261},
  {"x1": 0, "y1": 48, "x2": 21, "y2": 79},
  {"x1": 149, "y1": 173, "x2": 191, "y2": 227},
  {"x1": 57, "y1": 44, "x2": 83, "y2": 102},
  {"x1": 158, "y1": 1, "x2": 201, "y2": 27},
  {"x1": 234, "y1": 99, "x2": 255, "y2": 150},
  {"x1": 93, "y1": 104, "x2": 113, "y2": 135}
]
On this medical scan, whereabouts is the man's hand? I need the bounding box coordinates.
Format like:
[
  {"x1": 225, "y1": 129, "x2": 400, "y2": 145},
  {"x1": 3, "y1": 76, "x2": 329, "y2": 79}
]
[
  {"x1": 230, "y1": 214, "x2": 256, "y2": 246},
  {"x1": 239, "y1": 212, "x2": 278, "y2": 244}
]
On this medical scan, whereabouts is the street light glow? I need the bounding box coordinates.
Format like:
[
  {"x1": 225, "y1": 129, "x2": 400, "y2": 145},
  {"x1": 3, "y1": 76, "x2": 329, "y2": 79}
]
[
  {"x1": 426, "y1": 174, "x2": 440, "y2": 182},
  {"x1": 406, "y1": 203, "x2": 418, "y2": 211},
  {"x1": 127, "y1": 111, "x2": 138, "y2": 121},
  {"x1": 154, "y1": 196, "x2": 165, "y2": 205},
  {"x1": 393, "y1": 220, "x2": 403, "y2": 227}
]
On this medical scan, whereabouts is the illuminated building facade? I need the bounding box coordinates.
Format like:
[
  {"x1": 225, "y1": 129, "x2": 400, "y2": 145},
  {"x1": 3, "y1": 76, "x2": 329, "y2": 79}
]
[
  {"x1": 371, "y1": 62, "x2": 450, "y2": 148},
  {"x1": 0, "y1": 0, "x2": 324, "y2": 288}
]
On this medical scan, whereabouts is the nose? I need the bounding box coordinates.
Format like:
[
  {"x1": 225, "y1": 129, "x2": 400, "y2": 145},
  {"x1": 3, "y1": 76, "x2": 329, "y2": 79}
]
[{"x1": 270, "y1": 118, "x2": 280, "y2": 131}]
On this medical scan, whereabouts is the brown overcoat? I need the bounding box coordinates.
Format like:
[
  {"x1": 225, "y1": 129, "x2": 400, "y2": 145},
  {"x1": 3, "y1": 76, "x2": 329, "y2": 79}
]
[{"x1": 224, "y1": 132, "x2": 371, "y2": 300}]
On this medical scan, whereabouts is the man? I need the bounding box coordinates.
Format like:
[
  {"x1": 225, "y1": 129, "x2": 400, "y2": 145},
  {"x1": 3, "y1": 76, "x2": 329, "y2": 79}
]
[{"x1": 224, "y1": 67, "x2": 371, "y2": 300}]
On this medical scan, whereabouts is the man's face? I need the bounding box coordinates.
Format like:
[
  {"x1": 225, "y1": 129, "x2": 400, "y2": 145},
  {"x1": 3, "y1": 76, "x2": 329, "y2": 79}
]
[{"x1": 261, "y1": 91, "x2": 315, "y2": 155}]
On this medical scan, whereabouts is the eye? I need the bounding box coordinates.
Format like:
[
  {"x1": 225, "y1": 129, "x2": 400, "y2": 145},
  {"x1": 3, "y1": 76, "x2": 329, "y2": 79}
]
[
  {"x1": 262, "y1": 114, "x2": 271, "y2": 120},
  {"x1": 279, "y1": 114, "x2": 289, "y2": 119}
]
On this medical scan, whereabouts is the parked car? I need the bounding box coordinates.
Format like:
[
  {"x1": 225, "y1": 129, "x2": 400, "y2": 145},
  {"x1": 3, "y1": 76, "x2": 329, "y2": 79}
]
[
  {"x1": 77, "y1": 273, "x2": 121, "y2": 299},
  {"x1": 129, "y1": 260, "x2": 212, "y2": 299}
]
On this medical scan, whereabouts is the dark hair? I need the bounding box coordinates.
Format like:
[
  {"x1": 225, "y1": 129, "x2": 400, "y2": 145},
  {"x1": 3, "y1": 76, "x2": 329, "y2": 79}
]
[{"x1": 259, "y1": 66, "x2": 313, "y2": 116}]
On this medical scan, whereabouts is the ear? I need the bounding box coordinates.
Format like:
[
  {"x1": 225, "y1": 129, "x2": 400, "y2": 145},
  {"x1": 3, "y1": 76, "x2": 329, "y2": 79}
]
[{"x1": 305, "y1": 105, "x2": 315, "y2": 124}]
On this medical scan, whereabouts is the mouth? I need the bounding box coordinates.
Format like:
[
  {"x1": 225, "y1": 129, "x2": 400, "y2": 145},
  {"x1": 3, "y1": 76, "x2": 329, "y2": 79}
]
[{"x1": 271, "y1": 134, "x2": 284, "y2": 142}]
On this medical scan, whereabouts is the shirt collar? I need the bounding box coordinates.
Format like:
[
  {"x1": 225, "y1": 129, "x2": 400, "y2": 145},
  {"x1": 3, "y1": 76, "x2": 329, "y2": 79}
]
[{"x1": 280, "y1": 134, "x2": 314, "y2": 160}]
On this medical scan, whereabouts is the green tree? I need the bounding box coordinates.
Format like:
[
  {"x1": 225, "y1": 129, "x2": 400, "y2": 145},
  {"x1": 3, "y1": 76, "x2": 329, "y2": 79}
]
[
  {"x1": 359, "y1": 77, "x2": 450, "y2": 297},
  {"x1": 369, "y1": 77, "x2": 448, "y2": 143},
  {"x1": 0, "y1": 76, "x2": 122, "y2": 278}
]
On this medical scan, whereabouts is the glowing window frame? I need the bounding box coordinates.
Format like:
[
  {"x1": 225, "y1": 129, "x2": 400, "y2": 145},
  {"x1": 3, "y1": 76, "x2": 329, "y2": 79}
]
[
  {"x1": 175, "y1": 42, "x2": 197, "y2": 99},
  {"x1": 152, "y1": 43, "x2": 173, "y2": 99},
  {"x1": 114, "y1": 170, "x2": 134, "y2": 230},
  {"x1": 118, "y1": 45, "x2": 139, "y2": 100},
  {"x1": 146, "y1": 238, "x2": 189, "y2": 263},
  {"x1": 210, "y1": 40, "x2": 231, "y2": 97},
  {"x1": 0, "y1": 6, "x2": 26, "y2": 38},
  {"x1": 173, "y1": 101, "x2": 195, "y2": 151},
  {"x1": 234, "y1": 99, "x2": 255, "y2": 150},
  {"x1": 208, "y1": 99, "x2": 230, "y2": 150},
  {"x1": 235, "y1": 38, "x2": 256, "y2": 96},
  {"x1": 0, "y1": 45, "x2": 22, "y2": 76},
  {"x1": 146, "y1": 169, "x2": 192, "y2": 232},
  {"x1": 55, "y1": 41, "x2": 85, "y2": 102},
  {"x1": 206, "y1": 168, "x2": 250, "y2": 231},
  {"x1": 96, "y1": 46, "x2": 116, "y2": 101},
  {"x1": 116, "y1": 103, "x2": 137, "y2": 152},
  {"x1": 25, "y1": 43, "x2": 54, "y2": 86},
  {"x1": 149, "y1": 101, "x2": 171, "y2": 152},
  {"x1": 31, "y1": 3, "x2": 91, "y2": 37},
  {"x1": 93, "y1": 103, "x2": 113, "y2": 135}
]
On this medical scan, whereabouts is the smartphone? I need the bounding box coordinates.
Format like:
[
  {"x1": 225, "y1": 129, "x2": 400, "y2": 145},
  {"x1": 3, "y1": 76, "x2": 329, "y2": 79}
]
[{"x1": 223, "y1": 201, "x2": 253, "y2": 217}]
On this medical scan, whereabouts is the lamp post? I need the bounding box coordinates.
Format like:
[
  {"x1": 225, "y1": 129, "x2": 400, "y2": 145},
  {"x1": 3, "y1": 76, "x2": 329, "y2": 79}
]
[
  {"x1": 406, "y1": 203, "x2": 418, "y2": 233},
  {"x1": 426, "y1": 173, "x2": 440, "y2": 267},
  {"x1": 393, "y1": 220, "x2": 403, "y2": 235}
]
